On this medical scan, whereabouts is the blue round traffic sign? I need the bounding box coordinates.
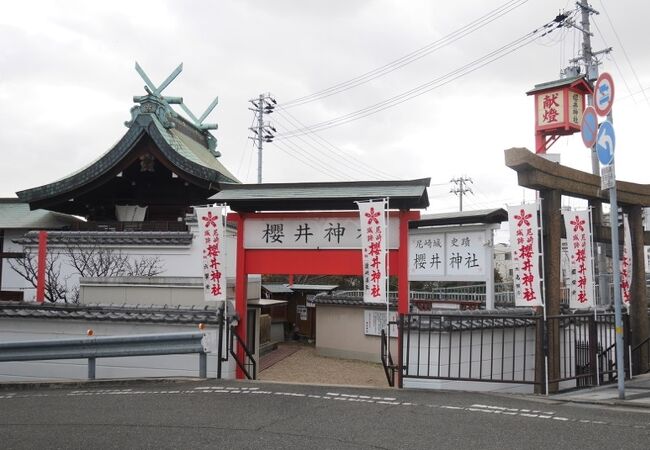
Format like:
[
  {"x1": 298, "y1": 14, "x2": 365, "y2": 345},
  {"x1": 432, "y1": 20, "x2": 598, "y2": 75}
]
[
  {"x1": 581, "y1": 106, "x2": 598, "y2": 148},
  {"x1": 596, "y1": 120, "x2": 615, "y2": 166}
]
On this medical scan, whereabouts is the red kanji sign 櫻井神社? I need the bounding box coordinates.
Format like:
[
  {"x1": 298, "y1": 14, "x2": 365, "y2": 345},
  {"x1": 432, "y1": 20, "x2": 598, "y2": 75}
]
[
  {"x1": 563, "y1": 210, "x2": 594, "y2": 309},
  {"x1": 508, "y1": 203, "x2": 543, "y2": 307},
  {"x1": 196, "y1": 206, "x2": 227, "y2": 302}
]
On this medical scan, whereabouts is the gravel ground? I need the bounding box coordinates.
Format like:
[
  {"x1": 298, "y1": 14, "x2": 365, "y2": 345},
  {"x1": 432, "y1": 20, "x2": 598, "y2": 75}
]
[{"x1": 258, "y1": 342, "x2": 390, "y2": 388}]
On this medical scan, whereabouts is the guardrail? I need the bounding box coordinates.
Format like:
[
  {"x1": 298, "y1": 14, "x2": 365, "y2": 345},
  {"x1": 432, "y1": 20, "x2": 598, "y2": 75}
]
[{"x1": 0, "y1": 332, "x2": 208, "y2": 380}]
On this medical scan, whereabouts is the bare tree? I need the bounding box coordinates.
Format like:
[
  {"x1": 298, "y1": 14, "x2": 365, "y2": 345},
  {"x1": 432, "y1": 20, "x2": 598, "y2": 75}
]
[
  {"x1": 9, "y1": 244, "x2": 165, "y2": 304},
  {"x1": 8, "y1": 249, "x2": 68, "y2": 303},
  {"x1": 62, "y1": 243, "x2": 164, "y2": 278}
]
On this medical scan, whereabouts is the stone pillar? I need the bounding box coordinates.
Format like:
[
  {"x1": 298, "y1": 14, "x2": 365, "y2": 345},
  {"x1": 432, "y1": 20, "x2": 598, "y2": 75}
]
[
  {"x1": 627, "y1": 205, "x2": 649, "y2": 374},
  {"x1": 541, "y1": 189, "x2": 562, "y2": 393}
]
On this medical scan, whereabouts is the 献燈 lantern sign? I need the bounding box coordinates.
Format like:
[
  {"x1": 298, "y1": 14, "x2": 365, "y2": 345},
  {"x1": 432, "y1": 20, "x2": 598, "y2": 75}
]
[{"x1": 526, "y1": 75, "x2": 592, "y2": 154}]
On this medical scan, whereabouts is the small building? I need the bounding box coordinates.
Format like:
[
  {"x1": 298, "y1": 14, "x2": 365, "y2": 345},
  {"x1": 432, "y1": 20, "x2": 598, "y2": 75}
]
[{"x1": 261, "y1": 283, "x2": 338, "y2": 341}]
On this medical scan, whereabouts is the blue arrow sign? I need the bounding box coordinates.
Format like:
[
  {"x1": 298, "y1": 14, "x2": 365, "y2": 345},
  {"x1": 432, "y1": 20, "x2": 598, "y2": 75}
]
[{"x1": 596, "y1": 121, "x2": 615, "y2": 166}]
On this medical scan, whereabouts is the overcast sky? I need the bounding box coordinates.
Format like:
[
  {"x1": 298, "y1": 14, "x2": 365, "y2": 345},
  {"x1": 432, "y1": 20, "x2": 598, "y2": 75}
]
[{"x1": 1, "y1": 0, "x2": 648, "y2": 220}]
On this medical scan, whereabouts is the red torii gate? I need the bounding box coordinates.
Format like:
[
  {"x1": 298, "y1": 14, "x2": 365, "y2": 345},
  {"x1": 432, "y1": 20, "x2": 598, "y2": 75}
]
[{"x1": 212, "y1": 178, "x2": 430, "y2": 379}]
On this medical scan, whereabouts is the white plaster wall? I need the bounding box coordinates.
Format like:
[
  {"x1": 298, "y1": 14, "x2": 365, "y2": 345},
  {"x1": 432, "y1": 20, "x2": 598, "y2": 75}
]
[
  {"x1": 79, "y1": 276, "x2": 261, "y2": 306},
  {"x1": 0, "y1": 318, "x2": 236, "y2": 382},
  {"x1": 316, "y1": 305, "x2": 398, "y2": 363},
  {"x1": 1, "y1": 230, "x2": 32, "y2": 295},
  {"x1": 1, "y1": 224, "x2": 240, "y2": 303}
]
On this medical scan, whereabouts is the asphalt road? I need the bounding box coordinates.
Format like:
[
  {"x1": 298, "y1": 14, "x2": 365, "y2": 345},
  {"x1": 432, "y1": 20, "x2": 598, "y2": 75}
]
[{"x1": 1, "y1": 379, "x2": 650, "y2": 449}]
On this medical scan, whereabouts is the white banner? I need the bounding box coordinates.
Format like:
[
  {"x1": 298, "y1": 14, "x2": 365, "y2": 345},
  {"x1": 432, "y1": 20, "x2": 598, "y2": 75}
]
[
  {"x1": 563, "y1": 210, "x2": 595, "y2": 309},
  {"x1": 408, "y1": 229, "x2": 490, "y2": 281},
  {"x1": 621, "y1": 215, "x2": 632, "y2": 304},
  {"x1": 508, "y1": 203, "x2": 543, "y2": 307},
  {"x1": 359, "y1": 200, "x2": 387, "y2": 304},
  {"x1": 244, "y1": 216, "x2": 399, "y2": 249},
  {"x1": 196, "y1": 206, "x2": 227, "y2": 302}
]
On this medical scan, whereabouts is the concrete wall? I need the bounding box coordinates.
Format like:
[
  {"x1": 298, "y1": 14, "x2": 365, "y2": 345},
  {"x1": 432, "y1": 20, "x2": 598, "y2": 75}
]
[
  {"x1": 0, "y1": 318, "x2": 236, "y2": 382},
  {"x1": 315, "y1": 305, "x2": 397, "y2": 363}
]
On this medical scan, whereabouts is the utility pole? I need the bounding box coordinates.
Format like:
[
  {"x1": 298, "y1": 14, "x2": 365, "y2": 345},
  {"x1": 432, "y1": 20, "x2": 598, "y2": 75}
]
[
  {"x1": 248, "y1": 93, "x2": 277, "y2": 183},
  {"x1": 450, "y1": 176, "x2": 473, "y2": 212},
  {"x1": 566, "y1": 0, "x2": 612, "y2": 306}
]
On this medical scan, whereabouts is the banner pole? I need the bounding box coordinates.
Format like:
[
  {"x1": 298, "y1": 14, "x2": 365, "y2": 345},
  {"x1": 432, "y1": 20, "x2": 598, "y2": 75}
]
[
  {"x1": 537, "y1": 198, "x2": 549, "y2": 395},
  {"x1": 385, "y1": 198, "x2": 390, "y2": 333}
]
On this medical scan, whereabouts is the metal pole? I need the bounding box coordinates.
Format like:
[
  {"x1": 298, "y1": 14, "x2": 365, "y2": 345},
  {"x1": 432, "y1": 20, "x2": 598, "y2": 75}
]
[
  {"x1": 217, "y1": 305, "x2": 224, "y2": 379},
  {"x1": 88, "y1": 357, "x2": 96, "y2": 380},
  {"x1": 384, "y1": 198, "x2": 390, "y2": 336},
  {"x1": 577, "y1": 0, "x2": 610, "y2": 306},
  {"x1": 257, "y1": 94, "x2": 263, "y2": 184},
  {"x1": 199, "y1": 353, "x2": 207, "y2": 378},
  {"x1": 609, "y1": 171, "x2": 626, "y2": 399}
]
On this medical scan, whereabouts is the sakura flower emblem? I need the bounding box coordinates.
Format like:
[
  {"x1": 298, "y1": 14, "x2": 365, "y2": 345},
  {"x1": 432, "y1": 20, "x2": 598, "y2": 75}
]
[
  {"x1": 202, "y1": 211, "x2": 219, "y2": 228},
  {"x1": 365, "y1": 207, "x2": 381, "y2": 225},
  {"x1": 570, "y1": 215, "x2": 585, "y2": 232},
  {"x1": 514, "y1": 209, "x2": 532, "y2": 227}
]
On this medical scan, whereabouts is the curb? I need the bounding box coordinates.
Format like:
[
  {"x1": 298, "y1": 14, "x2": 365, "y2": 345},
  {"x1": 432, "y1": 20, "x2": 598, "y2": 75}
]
[{"x1": 0, "y1": 377, "x2": 206, "y2": 391}]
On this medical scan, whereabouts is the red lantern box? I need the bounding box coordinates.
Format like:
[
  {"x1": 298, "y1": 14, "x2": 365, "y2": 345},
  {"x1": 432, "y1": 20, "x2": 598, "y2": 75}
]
[{"x1": 526, "y1": 75, "x2": 592, "y2": 154}]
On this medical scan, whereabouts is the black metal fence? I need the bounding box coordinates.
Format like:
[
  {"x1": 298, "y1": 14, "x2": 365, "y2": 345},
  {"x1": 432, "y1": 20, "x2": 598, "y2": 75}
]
[
  {"x1": 545, "y1": 313, "x2": 621, "y2": 387},
  {"x1": 398, "y1": 311, "x2": 627, "y2": 392},
  {"x1": 401, "y1": 312, "x2": 538, "y2": 385}
]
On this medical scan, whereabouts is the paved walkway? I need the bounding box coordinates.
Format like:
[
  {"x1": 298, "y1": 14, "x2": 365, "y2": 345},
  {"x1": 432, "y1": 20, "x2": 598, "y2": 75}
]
[
  {"x1": 259, "y1": 344, "x2": 650, "y2": 408},
  {"x1": 258, "y1": 342, "x2": 389, "y2": 388},
  {"x1": 547, "y1": 373, "x2": 650, "y2": 408}
]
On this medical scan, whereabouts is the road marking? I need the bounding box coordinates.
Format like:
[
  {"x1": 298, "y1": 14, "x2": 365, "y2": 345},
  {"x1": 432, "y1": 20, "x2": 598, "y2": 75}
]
[{"x1": 1, "y1": 384, "x2": 649, "y2": 430}]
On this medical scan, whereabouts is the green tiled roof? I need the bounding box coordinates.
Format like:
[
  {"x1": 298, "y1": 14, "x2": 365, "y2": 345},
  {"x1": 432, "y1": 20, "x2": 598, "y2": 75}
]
[
  {"x1": 16, "y1": 112, "x2": 239, "y2": 204},
  {"x1": 526, "y1": 75, "x2": 592, "y2": 95},
  {"x1": 411, "y1": 208, "x2": 508, "y2": 227},
  {"x1": 211, "y1": 178, "x2": 431, "y2": 211}
]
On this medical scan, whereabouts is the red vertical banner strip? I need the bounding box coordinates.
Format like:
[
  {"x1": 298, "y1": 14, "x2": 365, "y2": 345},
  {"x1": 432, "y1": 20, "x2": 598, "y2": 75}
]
[
  {"x1": 36, "y1": 230, "x2": 47, "y2": 303},
  {"x1": 398, "y1": 210, "x2": 410, "y2": 315},
  {"x1": 235, "y1": 214, "x2": 247, "y2": 380}
]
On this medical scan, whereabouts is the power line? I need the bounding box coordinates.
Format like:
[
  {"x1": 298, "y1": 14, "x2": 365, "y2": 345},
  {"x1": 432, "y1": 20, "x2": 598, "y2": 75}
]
[
  {"x1": 270, "y1": 121, "x2": 378, "y2": 179},
  {"x1": 237, "y1": 115, "x2": 257, "y2": 177},
  {"x1": 271, "y1": 140, "x2": 350, "y2": 181},
  {"x1": 592, "y1": 18, "x2": 637, "y2": 104},
  {"x1": 274, "y1": 106, "x2": 398, "y2": 180},
  {"x1": 596, "y1": 0, "x2": 650, "y2": 108},
  {"x1": 281, "y1": 0, "x2": 530, "y2": 108},
  {"x1": 277, "y1": 13, "x2": 571, "y2": 139},
  {"x1": 270, "y1": 115, "x2": 373, "y2": 180}
]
